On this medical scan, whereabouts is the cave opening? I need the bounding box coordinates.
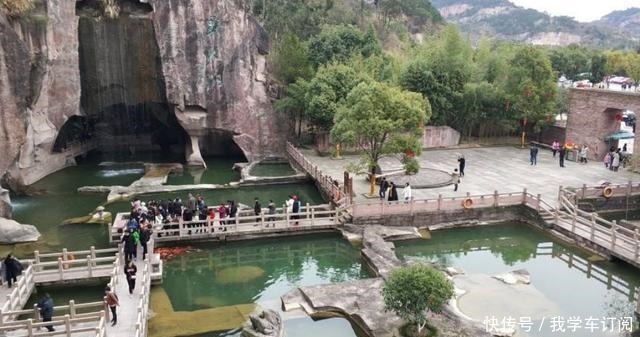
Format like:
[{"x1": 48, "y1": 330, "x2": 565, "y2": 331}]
[{"x1": 74, "y1": 0, "x2": 188, "y2": 162}]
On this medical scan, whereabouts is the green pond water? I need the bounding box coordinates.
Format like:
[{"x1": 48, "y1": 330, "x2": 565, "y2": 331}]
[
  {"x1": 249, "y1": 163, "x2": 297, "y2": 177},
  {"x1": 9, "y1": 158, "x2": 365, "y2": 337},
  {"x1": 163, "y1": 234, "x2": 369, "y2": 337},
  {"x1": 10, "y1": 157, "x2": 323, "y2": 252},
  {"x1": 395, "y1": 223, "x2": 640, "y2": 337}
]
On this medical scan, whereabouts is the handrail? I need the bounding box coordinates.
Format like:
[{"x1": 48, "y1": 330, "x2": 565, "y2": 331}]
[{"x1": 286, "y1": 142, "x2": 346, "y2": 205}]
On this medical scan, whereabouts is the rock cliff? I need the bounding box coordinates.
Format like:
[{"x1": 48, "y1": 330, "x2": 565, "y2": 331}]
[
  {"x1": 0, "y1": 0, "x2": 282, "y2": 192},
  {"x1": 149, "y1": 0, "x2": 283, "y2": 163},
  {"x1": 2, "y1": 0, "x2": 81, "y2": 188}
]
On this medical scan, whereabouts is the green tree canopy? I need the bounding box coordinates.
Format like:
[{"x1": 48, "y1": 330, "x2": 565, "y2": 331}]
[
  {"x1": 305, "y1": 63, "x2": 366, "y2": 130},
  {"x1": 271, "y1": 34, "x2": 313, "y2": 85},
  {"x1": 307, "y1": 24, "x2": 381, "y2": 68},
  {"x1": 505, "y1": 45, "x2": 557, "y2": 132},
  {"x1": 382, "y1": 265, "x2": 455, "y2": 334},
  {"x1": 331, "y1": 81, "x2": 429, "y2": 173},
  {"x1": 401, "y1": 25, "x2": 473, "y2": 126}
]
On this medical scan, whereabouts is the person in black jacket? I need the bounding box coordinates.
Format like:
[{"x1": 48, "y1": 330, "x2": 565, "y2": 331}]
[
  {"x1": 387, "y1": 183, "x2": 398, "y2": 201},
  {"x1": 458, "y1": 155, "x2": 466, "y2": 177},
  {"x1": 124, "y1": 260, "x2": 137, "y2": 295},
  {"x1": 253, "y1": 198, "x2": 262, "y2": 225},
  {"x1": 37, "y1": 293, "x2": 55, "y2": 331},
  {"x1": 121, "y1": 230, "x2": 136, "y2": 262},
  {"x1": 4, "y1": 254, "x2": 21, "y2": 288},
  {"x1": 379, "y1": 177, "x2": 389, "y2": 199},
  {"x1": 139, "y1": 225, "x2": 151, "y2": 259}
]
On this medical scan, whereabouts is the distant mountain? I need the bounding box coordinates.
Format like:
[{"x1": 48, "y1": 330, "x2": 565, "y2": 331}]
[
  {"x1": 430, "y1": 0, "x2": 638, "y2": 48},
  {"x1": 595, "y1": 8, "x2": 640, "y2": 38}
]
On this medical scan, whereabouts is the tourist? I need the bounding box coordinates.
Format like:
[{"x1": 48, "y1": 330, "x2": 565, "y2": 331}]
[
  {"x1": 124, "y1": 260, "x2": 137, "y2": 295},
  {"x1": 623, "y1": 144, "x2": 628, "y2": 153},
  {"x1": 452, "y1": 169, "x2": 460, "y2": 192},
  {"x1": 612, "y1": 149, "x2": 621, "y2": 172},
  {"x1": 552, "y1": 140, "x2": 560, "y2": 157},
  {"x1": 379, "y1": 177, "x2": 389, "y2": 199},
  {"x1": 267, "y1": 200, "x2": 276, "y2": 227},
  {"x1": 286, "y1": 195, "x2": 294, "y2": 214},
  {"x1": 529, "y1": 143, "x2": 539, "y2": 166},
  {"x1": 122, "y1": 230, "x2": 136, "y2": 262},
  {"x1": 603, "y1": 152, "x2": 611, "y2": 168},
  {"x1": 458, "y1": 155, "x2": 466, "y2": 177},
  {"x1": 388, "y1": 183, "x2": 398, "y2": 202},
  {"x1": 104, "y1": 286, "x2": 119, "y2": 326},
  {"x1": 579, "y1": 145, "x2": 589, "y2": 164},
  {"x1": 292, "y1": 196, "x2": 301, "y2": 226},
  {"x1": 187, "y1": 193, "x2": 197, "y2": 213},
  {"x1": 218, "y1": 203, "x2": 227, "y2": 231},
  {"x1": 254, "y1": 197, "x2": 262, "y2": 225},
  {"x1": 3, "y1": 254, "x2": 21, "y2": 288},
  {"x1": 36, "y1": 293, "x2": 54, "y2": 332},
  {"x1": 402, "y1": 182, "x2": 412, "y2": 201},
  {"x1": 229, "y1": 200, "x2": 238, "y2": 221},
  {"x1": 559, "y1": 147, "x2": 566, "y2": 168},
  {"x1": 140, "y1": 225, "x2": 151, "y2": 260}
]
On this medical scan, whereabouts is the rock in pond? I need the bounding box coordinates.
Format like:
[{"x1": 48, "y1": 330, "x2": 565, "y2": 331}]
[
  {"x1": 0, "y1": 218, "x2": 41, "y2": 243},
  {"x1": 493, "y1": 269, "x2": 531, "y2": 285},
  {"x1": 241, "y1": 309, "x2": 283, "y2": 337}
]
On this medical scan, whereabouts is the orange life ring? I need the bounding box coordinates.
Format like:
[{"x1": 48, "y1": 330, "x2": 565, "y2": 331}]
[
  {"x1": 462, "y1": 198, "x2": 473, "y2": 209},
  {"x1": 63, "y1": 253, "x2": 75, "y2": 269},
  {"x1": 602, "y1": 186, "x2": 614, "y2": 198}
]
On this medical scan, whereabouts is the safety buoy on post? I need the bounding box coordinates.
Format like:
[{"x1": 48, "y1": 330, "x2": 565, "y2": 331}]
[
  {"x1": 63, "y1": 253, "x2": 75, "y2": 269},
  {"x1": 462, "y1": 198, "x2": 474, "y2": 209},
  {"x1": 602, "y1": 186, "x2": 614, "y2": 198}
]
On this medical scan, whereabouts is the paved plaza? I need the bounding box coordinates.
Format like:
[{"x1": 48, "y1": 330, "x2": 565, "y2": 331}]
[{"x1": 301, "y1": 146, "x2": 638, "y2": 203}]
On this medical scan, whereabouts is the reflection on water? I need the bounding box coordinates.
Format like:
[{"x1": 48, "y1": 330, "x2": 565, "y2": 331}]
[
  {"x1": 162, "y1": 234, "x2": 370, "y2": 311},
  {"x1": 395, "y1": 224, "x2": 640, "y2": 337},
  {"x1": 249, "y1": 163, "x2": 297, "y2": 177},
  {"x1": 97, "y1": 168, "x2": 145, "y2": 178},
  {"x1": 10, "y1": 157, "x2": 322, "y2": 253}
]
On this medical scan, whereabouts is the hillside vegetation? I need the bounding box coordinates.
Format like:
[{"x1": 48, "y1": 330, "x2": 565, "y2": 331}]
[{"x1": 431, "y1": 0, "x2": 638, "y2": 48}]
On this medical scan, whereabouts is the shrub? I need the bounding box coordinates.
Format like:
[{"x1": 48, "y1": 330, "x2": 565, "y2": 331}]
[
  {"x1": 382, "y1": 265, "x2": 454, "y2": 335},
  {"x1": 404, "y1": 156, "x2": 420, "y2": 175}
]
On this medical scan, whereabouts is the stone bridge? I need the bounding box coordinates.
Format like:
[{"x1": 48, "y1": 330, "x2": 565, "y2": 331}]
[{"x1": 566, "y1": 88, "x2": 640, "y2": 161}]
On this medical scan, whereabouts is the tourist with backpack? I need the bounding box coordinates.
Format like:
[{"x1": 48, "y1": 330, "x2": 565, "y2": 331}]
[{"x1": 105, "y1": 286, "x2": 119, "y2": 326}]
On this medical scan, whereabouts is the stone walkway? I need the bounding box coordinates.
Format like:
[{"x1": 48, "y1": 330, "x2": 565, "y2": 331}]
[{"x1": 302, "y1": 147, "x2": 638, "y2": 202}]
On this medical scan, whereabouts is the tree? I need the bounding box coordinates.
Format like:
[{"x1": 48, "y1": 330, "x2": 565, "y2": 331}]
[
  {"x1": 590, "y1": 53, "x2": 607, "y2": 84},
  {"x1": 331, "y1": 81, "x2": 429, "y2": 195},
  {"x1": 382, "y1": 265, "x2": 454, "y2": 335},
  {"x1": 305, "y1": 63, "x2": 364, "y2": 130},
  {"x1": 271, "y1": 34, "x2": 312, "y2": 85},
  {"x1": 307, "y1": 24, "x2": 380, "y2": 68},
  {"x1": 505, "y1": 46, "x2": 557, "y2": 146},
  {"x1": 275, "y1": 80, "x2": 310, "y2": 139},
  {"x1": 401, "y1": 25, "x2": 473, "y2": 126}
]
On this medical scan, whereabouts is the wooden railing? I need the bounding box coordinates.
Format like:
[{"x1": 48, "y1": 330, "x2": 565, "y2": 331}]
[
  {"x1": 28, "y1": 247, "x2": 120, "y2": 280},
  {"x1": 558, "y1": 187, "x2": 640, "y2": 265},
  {"x1": 286, "y1": 142, "x2": 346, "y2": 205},
  {"x1": 565, "y1": 181, "x2": 640, "y2": 201},
  {"x1": 0, "y1": 311, "x2": 106, "y2": 337},
  {"x1": 133, "y1": 261, "x2": 151, "y2": 337},
  {"x1": 0, "y1": 265, "x2": 35, "y2": 314},
  {"x1": 352, "y1": 190, "x2": 527, "y2": 217},
  {"x1": 110, "y1": 204, "x2": 340, "y2": 244}
]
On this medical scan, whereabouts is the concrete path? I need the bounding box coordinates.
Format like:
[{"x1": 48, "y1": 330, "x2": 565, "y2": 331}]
[{"x1": 302, "y1": 147, "x2": 638, "y2": 202}]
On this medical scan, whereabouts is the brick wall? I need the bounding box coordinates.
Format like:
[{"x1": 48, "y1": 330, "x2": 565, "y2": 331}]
[{"x1": 566, "y1": 89, "x2": 640, "y2": 161}]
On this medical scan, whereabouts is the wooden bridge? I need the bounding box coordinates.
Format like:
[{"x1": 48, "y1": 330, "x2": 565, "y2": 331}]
[
  {"x1": 109, "y1": 204, "x2": 345, "y2": 245},
  {"x1": 0, "y1": 240, "x2": 161, "y2": 337}
]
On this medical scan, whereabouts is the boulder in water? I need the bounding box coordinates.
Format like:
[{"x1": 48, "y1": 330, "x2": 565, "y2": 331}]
[
  {"x1": 493, "y1": 269, "x2": 531, "y2": 285},
  {"x1": 0, "y1": 218, "x2": 41, "y2": 243},
  {"x1": 241, "y1": 309, "x2": 283, "y2": 337}
]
